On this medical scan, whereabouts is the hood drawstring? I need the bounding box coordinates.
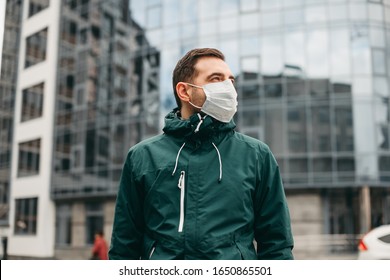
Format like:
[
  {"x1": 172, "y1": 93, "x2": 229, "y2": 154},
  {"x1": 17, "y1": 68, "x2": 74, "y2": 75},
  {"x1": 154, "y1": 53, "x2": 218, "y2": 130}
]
[
  {"x1": 171, "y1": 114, "x2": 222, "y2": 182},
  {"x1": 194, "y1": 113, "x2": 207, "y2": 133},
  {"x1": 212, "y1": 142, "x2": 223, "y2": 182},
  {"x1": 172, "y1": 142, "x2": 186, "y2": 176}
]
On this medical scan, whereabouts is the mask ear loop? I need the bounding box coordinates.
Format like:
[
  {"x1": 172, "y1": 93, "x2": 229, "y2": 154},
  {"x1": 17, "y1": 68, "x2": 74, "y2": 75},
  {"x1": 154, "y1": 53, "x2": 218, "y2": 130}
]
[{"x1": 186, "y1": 83, "x2": 204, "y2": 110}]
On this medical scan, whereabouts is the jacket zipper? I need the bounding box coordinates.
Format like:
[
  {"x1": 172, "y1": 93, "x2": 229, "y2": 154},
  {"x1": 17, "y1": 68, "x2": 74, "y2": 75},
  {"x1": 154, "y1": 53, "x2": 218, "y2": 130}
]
[
  {"x1": 178, "y1": 171, "x2": 185, "y2": 232},
  {"x1": 149, "y1": 246, "x2": 155, "y2": 259}
]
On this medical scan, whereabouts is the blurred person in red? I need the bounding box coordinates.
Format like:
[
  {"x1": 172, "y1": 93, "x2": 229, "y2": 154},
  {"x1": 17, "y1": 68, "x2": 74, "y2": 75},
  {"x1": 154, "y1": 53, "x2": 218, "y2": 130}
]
[{"x1": 91, "y1": 230, "x2": 108, "y2": 260}]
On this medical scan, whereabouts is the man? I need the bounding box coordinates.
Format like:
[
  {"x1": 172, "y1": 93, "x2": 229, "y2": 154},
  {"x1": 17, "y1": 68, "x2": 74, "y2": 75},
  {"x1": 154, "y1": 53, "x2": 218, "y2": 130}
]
[
  {"x1": 92, "y1": 230, "x2": 108, "y2": 260},
  {"x1": 109, "y1": 48, "x2": 294, "y2": 260}
]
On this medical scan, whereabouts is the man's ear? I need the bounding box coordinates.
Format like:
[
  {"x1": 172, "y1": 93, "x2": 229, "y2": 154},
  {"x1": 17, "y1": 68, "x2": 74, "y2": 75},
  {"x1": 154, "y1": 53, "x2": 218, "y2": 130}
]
[{"x1": 176, "y1": 82, "x2": 190, "y2": 102}]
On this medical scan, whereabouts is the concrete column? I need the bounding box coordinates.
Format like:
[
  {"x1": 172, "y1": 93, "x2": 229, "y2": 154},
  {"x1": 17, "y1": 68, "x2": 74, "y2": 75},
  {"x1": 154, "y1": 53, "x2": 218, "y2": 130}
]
[
  {"x1": 360, "y1": 186, "x2": 371, "y2": 233},
  {"x1": 72, "y1": 202, "x2": 86, "y2": 247}
]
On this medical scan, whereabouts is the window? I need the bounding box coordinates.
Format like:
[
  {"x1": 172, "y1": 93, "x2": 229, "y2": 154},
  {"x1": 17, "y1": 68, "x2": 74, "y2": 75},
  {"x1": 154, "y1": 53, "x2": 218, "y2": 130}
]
[
  {"x1": 25, "y1": 28, "x2": 48, "y2": 68},
  {"x1": 28, "y1": 0, "x2": 50, "y2": 17},
  {"x1": 21, "y1": 82, "x2": 44, "y2": 122},
  {"x1": 85, "y1": 202, "x2": 103, "y2": 244},
  {"x1": 56, "y1": 204, "x2": 72, "y2": 245},
  {"x1": 18, "y1": 139, "x2": 41, "y2": 177},
  {"x1": 378, "y1": 234, "x2": 390, "y2": 243},
  {"x1": 61, "y1": 18, "x2": 77, "y2": 45},
  {"x1": 14, "y1": 198, "x2": 38, "y2": 235}
]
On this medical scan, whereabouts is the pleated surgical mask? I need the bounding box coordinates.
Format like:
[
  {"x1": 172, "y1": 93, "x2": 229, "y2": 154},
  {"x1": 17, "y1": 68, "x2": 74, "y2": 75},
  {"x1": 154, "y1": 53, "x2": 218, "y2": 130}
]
[{"x1": 186, "y1": 79, "x2": 238, "y2": 123}]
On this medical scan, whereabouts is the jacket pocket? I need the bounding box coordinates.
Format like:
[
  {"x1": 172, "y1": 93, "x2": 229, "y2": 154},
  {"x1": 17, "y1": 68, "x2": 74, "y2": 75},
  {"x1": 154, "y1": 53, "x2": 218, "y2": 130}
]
[
  {"x1": 235, "y1": 239, "x2": 257, "y2": 260},
  {"x1": 143, "y1": 235, "x2": 156, "y2": 260}
]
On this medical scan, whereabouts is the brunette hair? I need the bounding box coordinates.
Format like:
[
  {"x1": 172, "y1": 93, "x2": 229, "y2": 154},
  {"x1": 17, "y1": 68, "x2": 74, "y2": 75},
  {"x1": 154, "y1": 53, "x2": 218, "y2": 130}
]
[{"x1": 172, "y1": 48, "x2": 225, "y2": 108}]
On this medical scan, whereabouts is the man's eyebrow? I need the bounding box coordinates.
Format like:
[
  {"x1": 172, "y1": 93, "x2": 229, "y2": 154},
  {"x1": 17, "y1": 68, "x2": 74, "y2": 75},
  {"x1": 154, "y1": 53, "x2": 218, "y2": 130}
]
[{"x1": 206, "y1": 72, "x2": 235, "y2": 80}]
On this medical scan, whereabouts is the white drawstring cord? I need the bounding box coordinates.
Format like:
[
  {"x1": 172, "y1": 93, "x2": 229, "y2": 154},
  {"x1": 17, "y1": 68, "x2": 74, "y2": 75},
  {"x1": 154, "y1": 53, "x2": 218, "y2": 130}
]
[
  {"x1": 172, "y1": 142, "x2": 186, "y2": 176},
  {"x1": 212, "y1": 142, "x2": 222, "y2": 182},
  {"x1": 194, "y1": 114, "x2": 207, "y2": 133}
]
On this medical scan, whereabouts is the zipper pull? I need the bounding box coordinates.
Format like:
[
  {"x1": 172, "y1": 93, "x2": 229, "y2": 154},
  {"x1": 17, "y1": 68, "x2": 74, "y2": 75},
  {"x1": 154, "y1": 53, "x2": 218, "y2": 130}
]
[
  {"x1": 178, "y1": 171, "x2": 185, "y2": 189},
  {"x1": 178, "y1": 171, "x2": 185, "y2": 233}
]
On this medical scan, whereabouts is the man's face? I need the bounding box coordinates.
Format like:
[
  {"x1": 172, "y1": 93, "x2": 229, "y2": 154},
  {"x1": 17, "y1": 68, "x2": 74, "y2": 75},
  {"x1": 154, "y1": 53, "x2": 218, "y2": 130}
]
[{"x1": 188, "y1": 56, "x2": 235, "y2": 109}]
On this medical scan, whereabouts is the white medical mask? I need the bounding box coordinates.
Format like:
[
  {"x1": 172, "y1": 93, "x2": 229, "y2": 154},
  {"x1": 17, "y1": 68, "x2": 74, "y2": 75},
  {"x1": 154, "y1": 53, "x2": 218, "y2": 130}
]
[{"x1": 186, "y1": 79, "x2": 238, "y2": 123}]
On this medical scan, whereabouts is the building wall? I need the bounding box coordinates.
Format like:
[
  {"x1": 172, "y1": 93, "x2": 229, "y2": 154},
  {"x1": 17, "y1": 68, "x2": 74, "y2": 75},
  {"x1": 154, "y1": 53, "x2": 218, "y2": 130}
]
[{"x1": 8, "y1": 0, "x2": 59, "y2": 257}]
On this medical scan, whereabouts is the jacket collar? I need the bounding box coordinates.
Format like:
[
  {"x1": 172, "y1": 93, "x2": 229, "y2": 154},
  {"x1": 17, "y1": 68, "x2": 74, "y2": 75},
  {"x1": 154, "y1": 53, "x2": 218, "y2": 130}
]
[{"x1": 163, "y1": 108, "x2": 236, "y2": 143}]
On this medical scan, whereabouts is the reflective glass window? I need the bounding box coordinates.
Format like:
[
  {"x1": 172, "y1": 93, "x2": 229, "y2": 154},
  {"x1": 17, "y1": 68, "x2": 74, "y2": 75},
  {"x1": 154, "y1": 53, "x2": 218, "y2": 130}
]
[
  {"x1": 85, "y1": 202, "x2": 104, "y2": 245},
  {"x1": 220, "y1": 0, "x2": 239, "y2": 16},
  {"x1": 337, "y1": 157, "x2": 355, "y2": 182},
  {"x1": 370, "y1": 28, "x2": 386, "y2": 47},
  {"x1": 240, "y1": 0, "x2": 259, "y2": 12},
  {"x1": 288, "y1": 158, "x2": 308, "y2": 184},
  {"x1": 241, "y1": 56, "x2": 259, "y2": 80},
  {"x1": 286, "y1": 79, "x2": 306, "y2": 98},
  {"x1": 25, "y1": 28, "x2": 48, "y2": 68},
  {"x1": 242, "y1": 109, "x2": 262, "y2": 126},
  {"x1": 146, "y1": 6, "x2": 161, "y2": 29},
  {"x1": 386, "y1": 6, "x2": 390, "y2": 23},
  {"x1": 180, "y1": 0, "x2": 198, "y2": 23},
  {"x1": 56, "y1": 204, "x2": 72, "y2": 245},
  {"x1": 379, "y1": 156, "x2": 390, "y2": 172},
  {"x1": 265, "y1": 107, "x2": 284, "y2": 153},
  {"x1": 29, "y1": 0, "x2": 49, "y2": 17},
  {"x1": 199, "y1": 0, "x2": 218, "y2": 20},
  {"x1": 329, "y1": 4, "x2": 347, "y2": 21},
  {"x1": 337, "y1": 157, "x2": 355, "y2": 172},
  {"x1": 284, "y1": 32, "x2": 305, "y2": 73},
  {"x1": 163, "y1": 0, "x2": 179, "y2": 26},
  {"x1": 373, "y1": 76, "x2": 389, "y2": 97},
  {"x1": 350, "y1": 3, "x2": 367, "y2": 21},
  {"x1": 240, "y1": 13, "x2": 260, "y2": 31},
  {"x1": 283, "y1": 8, "x2": 304, "y2": 25},
  {"x1": 369, "y1": 3, "x2": 384, "y2": 22},
  {"x1": 282, "y1": 0, "x2": 303, "y2": 8},
  {"x1": 21, "y1": 82, "x2": 44, "y2": 122},
  {"x1": 199, "y1": 20, "x2": 217, "y2": 37},
  {"x1": 14, "y1": 198, "x2": 38, "y2": 235},
  {"x1": 287, "y1": 106, "x2": 307, "y2": 153},
  {"x1": 241, "y1": 84, "x2": 261, "y2": 100},
  {"x1": 219, "y1": 15, "x2": 239, "y2": 34},
  {"x1": 261, "y1": 10, "x2": 282, "y2": 29},
  {"x1": 334, "y1": 105, "x2": 354, "y2": 152},
  {"x1": 220, "y1": 39, "x2": 239, "y2": 75},
  {"x1": 262, "y1": 35, "x2": 283, "y2": 75},
  {"x1": 264, "y1": 81, "x2": 283, "y2": 99},
  {"x1": 373, "y1": 49, "x2": 386, "y2": 75},
  {"x1": 305, "y1": 5, "x2": 327, "y2": 24},
  {"x1": 312, "y1": 105, "x2": 331, "y2": 153},
  {"x1": 18, "y1": 139, "x2": 41, "y2": 177},
  {"x1": 261, "y1": 0, "x2": 281, "y2": 10},
  {"x1": 330, "y1": 29, "x2": 350, "y2": 76},
  {"x1": 313, "y1": 157, "x2": 333, "y2": 172},
  {"x1": 130, "y1": 1, "x2": 146, "y2": 26},
  {"x1": 310, "y1": 79, "x2": 330, "y2": 98},
  {"x1": 241, "y1": 36, "x2": 260, "y2": 56},
  {"x1": 351, "y1": 25, "x2": 371, "y2": 75},
  {"x1": 353, "y1": 77, "x2": 372, "y2": 96},
  {"x1": 307, "y1": 30, "x2": 329, "y2": 77}
]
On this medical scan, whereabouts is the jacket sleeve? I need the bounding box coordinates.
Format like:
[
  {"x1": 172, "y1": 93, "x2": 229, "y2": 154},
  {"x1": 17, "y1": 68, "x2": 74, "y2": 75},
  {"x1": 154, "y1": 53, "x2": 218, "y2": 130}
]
[
  {"x1": 254, "y1": 145, "x2": 294, "y2": 260},
  {"x1": 109, "y1": 152, "x2": 144, "y2": 260}
]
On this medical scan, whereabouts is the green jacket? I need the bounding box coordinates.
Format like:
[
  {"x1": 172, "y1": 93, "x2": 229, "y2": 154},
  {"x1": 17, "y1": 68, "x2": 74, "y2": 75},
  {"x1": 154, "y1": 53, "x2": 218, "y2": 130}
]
[{"x1": 109, "y1": 109, "x2": 294, "y2": 260}]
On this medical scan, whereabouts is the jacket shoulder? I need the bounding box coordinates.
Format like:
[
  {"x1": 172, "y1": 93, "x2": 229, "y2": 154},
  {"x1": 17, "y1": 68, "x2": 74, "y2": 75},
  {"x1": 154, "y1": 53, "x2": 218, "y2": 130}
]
[{"x1": 233, "y1": 132, "x2": 273, "y2": 155}]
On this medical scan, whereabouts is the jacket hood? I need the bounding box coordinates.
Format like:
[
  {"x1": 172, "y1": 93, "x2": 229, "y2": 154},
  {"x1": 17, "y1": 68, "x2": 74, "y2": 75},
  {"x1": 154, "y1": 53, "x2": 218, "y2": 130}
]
[{"x1": 163, "y1": 108, "x2": 236, "y2": 142}]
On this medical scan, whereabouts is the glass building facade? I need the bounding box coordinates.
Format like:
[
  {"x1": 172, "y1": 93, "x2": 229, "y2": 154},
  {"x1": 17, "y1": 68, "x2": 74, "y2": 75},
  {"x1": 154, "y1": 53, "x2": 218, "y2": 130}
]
[
  {"x1": 52, "y1": 0, "x2": 160, "y2": 201},
  {"x1": 0, "y1": 0, "x2": 23, "y2": 226},
  {"x1": 1, "y1": 0, "x2": 390, "y2": 258},
  {"x1": 128, "y1": 0, "x2": 390, "y2": 246}
]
